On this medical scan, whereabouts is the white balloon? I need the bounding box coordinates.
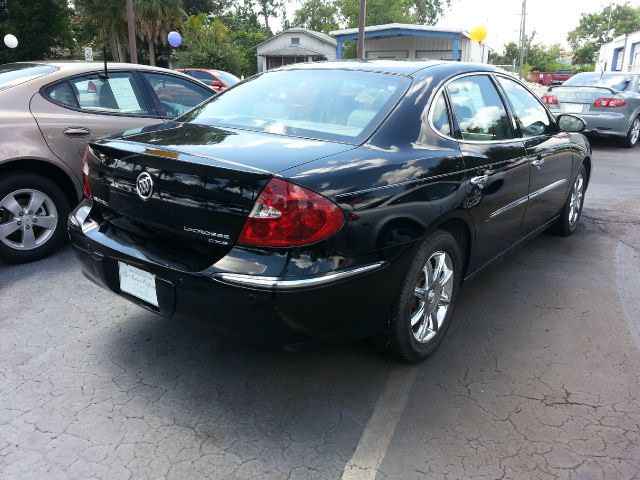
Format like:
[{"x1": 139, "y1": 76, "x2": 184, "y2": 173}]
[{"x1": 4, "y1": 34, "x2": 18, "y2": 49}]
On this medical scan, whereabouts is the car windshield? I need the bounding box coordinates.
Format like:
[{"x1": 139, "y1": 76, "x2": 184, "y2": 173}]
[
  {"x1": 215, "y1": 71, "x2": 240, "y2": 86},
  {"x1": 563, "y1": 73, "x2": 633, "y2": 91},
  {"x1": 0, "y1": 63, "x2": 58, "y2": 91},
  {"x1": 179, "y1": 69, "x2": 410, "y2": 143}
]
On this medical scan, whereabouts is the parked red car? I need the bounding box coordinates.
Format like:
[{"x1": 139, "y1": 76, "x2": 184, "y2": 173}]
[
  {"x1": 527, "y1": 69, "x2": 574, "y2": 86},
  {"x1": 176, "y1": 68, "x2": 240, "y2": 92}
]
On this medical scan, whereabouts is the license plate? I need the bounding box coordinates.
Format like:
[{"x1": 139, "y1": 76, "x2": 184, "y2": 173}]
[
  {"x1": 118, "y1": 262, "x2": 158, "y2": 307},
  {"x1": 561, "y1": 103, "x2": 584, "y2": 113}
]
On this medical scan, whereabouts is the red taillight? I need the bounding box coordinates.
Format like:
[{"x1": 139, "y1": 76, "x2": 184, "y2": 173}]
[
  {"x1": 237, "y1": 178, "x2": 345, "y2": 247},
  {"x1": 541, "y1": 95, "x2": 558, "y2": 105},
  {"x1": 82, "y1": 148, "x2": 92, "y2": 198},
  {"x1": 593, "y1": 97, "x2": 627, "y2": 108}
]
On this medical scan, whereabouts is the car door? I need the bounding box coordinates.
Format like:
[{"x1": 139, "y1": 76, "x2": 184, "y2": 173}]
[
  {"x1": 139, "y1": 71, "x2": 215, "y2": 119},
  {"x1": 444, "y1": 74, "x2": 530, "y2": 272},
  {"x1": 30, "y1": 71, "x2": 162, "y2": 177},
  {"x1": 495, "y1": 74, "x2": 573, "y2": 234}
]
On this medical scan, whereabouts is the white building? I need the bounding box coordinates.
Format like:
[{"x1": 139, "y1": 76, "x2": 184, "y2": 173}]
[
  {"x1": 596, "y1": 31, "x2": 640, "y2": 72},
  {"x1": 256, "y1": 28, "x2": 337, "y2": 73},
  {"x1": 329, "y1": 23, "x2": 490, "y2": 63}
]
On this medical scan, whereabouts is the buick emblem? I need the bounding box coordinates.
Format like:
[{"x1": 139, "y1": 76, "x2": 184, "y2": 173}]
[{"x1": 136, "y1": 172, "x2": 154, "y2": 200}]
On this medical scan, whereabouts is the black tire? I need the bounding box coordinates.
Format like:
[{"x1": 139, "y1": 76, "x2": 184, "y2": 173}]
[
  {"x1": 621, "y1": 116, "x2": 640, "y2": 148},
  {"x1": 373, "y1": 230, "x2": 462, "y2": 363},
  {"x1": 0, "y1": 172, "x2": 71, "y2": 264},
  {"x1": 552, "y1": 164, "x2": 587, "y2": 237}
]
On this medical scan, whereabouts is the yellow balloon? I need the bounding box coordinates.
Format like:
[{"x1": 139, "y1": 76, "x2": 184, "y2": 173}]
[{"x1": 470, "y1": 25, "x2": 487, "y2": 43}]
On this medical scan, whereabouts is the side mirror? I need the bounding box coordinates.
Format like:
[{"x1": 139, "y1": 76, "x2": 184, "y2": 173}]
[
  {"x1": 557, "y1": 114, "x2": 586, "y2": 133},
  {"x1": 210, "y1": 80, "x2": 225, "y2": 90}
]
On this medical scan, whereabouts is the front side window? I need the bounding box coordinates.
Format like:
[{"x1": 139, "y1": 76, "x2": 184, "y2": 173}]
[
  {"x1": 142, "y1": 72, "x2": 212, "y2": 117},
  {"x1": 179, "y1": 69, "x2": 410, "y2": 143},
  {"x1": 446, "y1": 75, "x2": 513, "y2": 141},
  {"x1": 497, "y1": 76, "x2": 553, "y2": 137},
  {"x1": 47, "y1": 72, "x2": 149, "y2": 115}
]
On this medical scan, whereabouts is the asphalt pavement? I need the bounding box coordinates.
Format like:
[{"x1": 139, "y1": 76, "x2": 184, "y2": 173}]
[{"x1": 1, "y1": 139, "x2": 639, "y2": 480}]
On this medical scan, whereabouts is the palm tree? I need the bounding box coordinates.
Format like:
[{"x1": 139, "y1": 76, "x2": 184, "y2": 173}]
[{"x1": 134, "y1": 0, "x2": 184, "y2": 65}]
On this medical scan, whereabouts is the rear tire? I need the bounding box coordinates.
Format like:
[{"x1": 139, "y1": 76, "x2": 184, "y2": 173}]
[
  {"x1": 622, "y1": 116, "x2": 640, "y2": 148},
  {"x1": 373, "y1": 230, "x2": 462, "y2": 363},
  {"x1": 0, "y1": 173, "x2": 70, "y2": 264},
  {"x1": 552, "y1": 164, "x2": 587, "y2": 237}
]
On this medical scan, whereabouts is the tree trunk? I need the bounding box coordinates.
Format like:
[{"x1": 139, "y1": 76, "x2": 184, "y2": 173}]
[
  {"x1": 108, "y1": 34, "x2": 118, "y2": 62},
  {"x1": 149, "y1": 35, "x2": 156, "y2": 66},
  {"x1": 262, "y1": 5, "x2": 272, "y2": 36},
  {"x1": 116, "y1": 35, "x2": 125, "y2": 63}
]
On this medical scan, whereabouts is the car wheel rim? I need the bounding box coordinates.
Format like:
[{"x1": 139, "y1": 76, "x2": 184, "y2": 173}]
[
  {"x1": 0, "y1": 189, "x2": 58, "y2": 251},
  {"x1": 410, "y1": 250, "x2": 454, "y2": 344},
  {"x1": 568, "y1": 173, "x2": 584, "y2": 227},
  {"x1": 631, "y1": 119, "x2": 640, "y2": 145}
]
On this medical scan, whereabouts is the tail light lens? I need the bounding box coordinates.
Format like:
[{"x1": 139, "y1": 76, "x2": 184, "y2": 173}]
[
  {"x1": 541, "y1": 95, "x2": 558, "y2": 105},
  {"x1": 593, "y1": 97, "x2": 627, "y2": 108},
  {"x1": 82, "y1": 148, "x2": 92, "y2": 198},
  {"x1": 237, "y1": 178, "x2": 345, "y2": 247}
]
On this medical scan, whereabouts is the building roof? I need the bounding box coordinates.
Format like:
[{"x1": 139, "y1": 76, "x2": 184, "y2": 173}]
[
  {"x1": 258, "y1": 45, "x2": 330, "y2": 57},
  {"x1": 256, "y1": 28, "x2": 337, "y2": 49},
  {"x1": 330, "y1": 23, "x2": 471, "y2": 39}
]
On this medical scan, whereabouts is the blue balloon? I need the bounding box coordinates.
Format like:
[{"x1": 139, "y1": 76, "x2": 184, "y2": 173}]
[{"x1": 168, "y1": 31, "x2": 182, "y2": 48}]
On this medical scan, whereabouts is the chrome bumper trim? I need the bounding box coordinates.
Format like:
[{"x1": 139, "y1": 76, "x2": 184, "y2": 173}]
[{"x1": 212, "y1": 262, "x2": 386, "y2": 290}]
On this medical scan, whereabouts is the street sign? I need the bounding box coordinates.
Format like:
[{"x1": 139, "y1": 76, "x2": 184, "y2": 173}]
[{"x1": 84, "y1": 47, "x2": 93, "y2": 62}]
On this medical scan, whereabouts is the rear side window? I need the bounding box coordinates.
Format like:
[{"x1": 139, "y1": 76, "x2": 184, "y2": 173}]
[
  {"x1": 187, "y1": 71, "x2": 214, "y2": 82},
  {"x1": 45, "y1": 72, "x2": 150, "y2": 115},
  {"x1": 431, "y1": 92, "x2": 451, "y2": 136},
  {"x1": 0, "y1": 63, "x2": 58, "y2": 90},
  {"x1": 446, "y1": 75, "x2": 513, "y2": 141},
  {"x1": 142, "y1": 72, "x2": 212, "y2": 117},
  {"x1": 497, "y1": 76, "x2": 553, "y2": 137}
]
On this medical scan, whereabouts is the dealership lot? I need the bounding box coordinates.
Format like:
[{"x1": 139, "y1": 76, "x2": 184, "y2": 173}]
[{"x1": 1, "y1": 139, "x2": 639, "y2": 479}]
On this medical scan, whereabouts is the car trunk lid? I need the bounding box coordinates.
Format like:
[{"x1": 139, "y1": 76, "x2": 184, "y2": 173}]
[{"x1": 548, "y1": 85, "x2": 620, "y2": 114}]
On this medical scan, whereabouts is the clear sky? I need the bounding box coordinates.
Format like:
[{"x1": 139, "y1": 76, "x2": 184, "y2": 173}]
[{"x1": 277, "y1": 0, "x2": 640, "y2": 53}]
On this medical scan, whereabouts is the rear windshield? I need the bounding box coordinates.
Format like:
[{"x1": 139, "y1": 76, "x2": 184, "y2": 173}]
[
  {"x1": 563, "y1": 73, "x2": 633, "y2": 91},
  {"x1": 179, "y1": 69, "x2": 410, "y2": 143},
  {"x1": 0, "y1": 63, "x2": 58, "y2": 91}
]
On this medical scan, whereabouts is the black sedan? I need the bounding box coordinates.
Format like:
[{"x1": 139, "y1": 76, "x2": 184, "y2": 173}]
[{"x1": 68, "y1": 61, "x2": 591, "y2": 362}]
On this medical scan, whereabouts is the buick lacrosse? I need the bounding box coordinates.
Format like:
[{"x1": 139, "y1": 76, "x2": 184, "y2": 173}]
[{"x1": 68, "y1": 61, "x2": 591, "y2": 362}]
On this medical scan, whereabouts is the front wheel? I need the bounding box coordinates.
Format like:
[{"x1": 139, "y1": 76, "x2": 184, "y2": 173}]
[
  {"x1": 553, "y1": 165, "x2": 587, "y2": 236},
  {"x1": 0, "y1": 173, "x2": 70, "y2": 263},
  {"x1": 622, "y1": 116, "x2": 640, "y2": 148},
  {"x1": 374, "y1": 230, "x2": 462, "y2": 363}
]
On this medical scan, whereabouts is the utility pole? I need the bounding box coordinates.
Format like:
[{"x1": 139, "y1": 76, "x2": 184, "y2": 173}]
[
  {"x1": 357, "y1": 0, "x2": 367, "y2": 60},
  {"x1": 126, "y1": 0, "x2": 138, "y2": 64},
  {"x1": 518, "y1": 0, "x2": 527, "y2": 80}
]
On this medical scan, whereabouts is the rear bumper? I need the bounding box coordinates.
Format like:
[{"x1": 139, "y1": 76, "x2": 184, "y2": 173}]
[
  {"x1": 68, "y1": 200, "x2": 406, "y2": 348},
  {"x1": 552, "y1": 110, "x2": 631, "y2": 137}
]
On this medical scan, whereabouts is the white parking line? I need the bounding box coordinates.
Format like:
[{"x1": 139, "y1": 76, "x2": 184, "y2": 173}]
[{"x1": 341, "y1": 367, "x2": 418, "y2": 480}]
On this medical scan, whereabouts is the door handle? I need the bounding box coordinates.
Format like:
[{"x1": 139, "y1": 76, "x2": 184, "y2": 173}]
[
  {"x1": 470, "y1": 174, "x2": 489, "y2": 189},
  {"x1": 64, "y1": 127, "x2": 91, "y2": 137},
  {"x1": 531, "y1": 157, "x2": 545, "y2": 169}
]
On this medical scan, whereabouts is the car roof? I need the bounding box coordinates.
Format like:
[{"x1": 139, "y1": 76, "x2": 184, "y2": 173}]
[{"x1": 275, "y1": 60, "x2": 505, "y2": 77}]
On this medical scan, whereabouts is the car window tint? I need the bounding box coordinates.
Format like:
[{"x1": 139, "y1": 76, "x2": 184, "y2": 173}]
[
  {"x1": 189, "y1": 71, "x2": 214, "y2": 81},
  {"x1": 67, "y1": 73, "x2": 149, "y2": 115},
  {"x1": 446, "y1": 75, "x2": 513, "y2": 141},
  {"x1": 497, "y1": 76, "x2": 553, "y2": 137},
  {"x1": 46, "y1": 82, "x2": 77, "y2": 108},
  {"x1": 431, "y1": 92, "x2": 451, "y2": 136},
  {"x1": 142, "y1": 73, "x2": 212, "y2": 117}
]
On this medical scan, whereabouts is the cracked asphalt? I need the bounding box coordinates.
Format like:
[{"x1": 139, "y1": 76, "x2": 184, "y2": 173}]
[{"x1": 1, "y1": 139, "x2": 639, "y2": 480}]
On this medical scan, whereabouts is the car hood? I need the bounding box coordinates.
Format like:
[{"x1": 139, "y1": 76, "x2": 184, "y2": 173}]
[{"x1": 114, "y1": 121, "x2": 356, "y2": 174}]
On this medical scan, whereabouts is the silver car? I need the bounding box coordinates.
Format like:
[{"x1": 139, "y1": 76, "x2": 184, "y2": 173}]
[
  {"x1": 541, "y1": 72, "x2": 640, "y2": 147},
  {"x1": 0, "y1": 62, "x2": 215, "y2": 263}
]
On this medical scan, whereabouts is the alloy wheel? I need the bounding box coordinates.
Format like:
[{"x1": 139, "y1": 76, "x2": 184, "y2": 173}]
[
  {"x1": 410, "y1": 250, "x2": 454, "y2": 344},
  {"x1": 0, "y1": 189, "x2": 58, "y2": 250},
  {"x1": 631, "y1": 118, "x2": 640, "y2": 145},
  {"x1": 568, "y1": 173, "x2": 584, "y2": 227}
]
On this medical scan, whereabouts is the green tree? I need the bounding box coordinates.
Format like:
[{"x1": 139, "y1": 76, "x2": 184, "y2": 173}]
[
  {"x1": 567, "y1": 3, "x2": 640, "y2": 64},
  {"x1": 134, "y1": 0, "x2": 185, "y2": 66},
  {"x1": 222, "y1": 0, "x2": 267, "y2": 75},
  {"x1": 74, "y1": 0, "x2": 128, "y2": 62},
  {"x1": 182, "y1": 0, "x2": 229, "y2": 16},
  {"x1": 335, "y1": 0, "x2": 450, "y2": 28},
  {"x1": 175, "y1": 14, "x2": 244, "y2": 74},
  {"x1": 0, "y1": 0, "x2": 74, "y2": 63},
  {"x1": 292, "y1": 0, "x2": 339, "y2": 34},
  {"x1": 253, "y1": 0, "x2": 283, "y2": 36}
]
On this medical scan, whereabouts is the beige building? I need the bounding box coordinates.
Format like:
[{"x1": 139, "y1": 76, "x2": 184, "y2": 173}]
[{"x1": 256, "y1": 28, "x2": 337, "y2": 73}]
